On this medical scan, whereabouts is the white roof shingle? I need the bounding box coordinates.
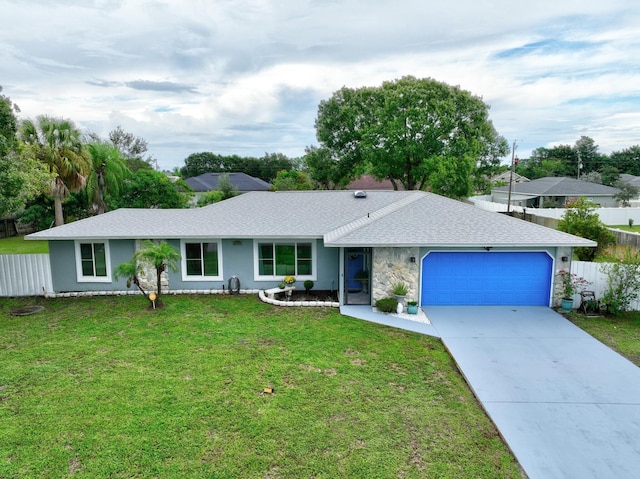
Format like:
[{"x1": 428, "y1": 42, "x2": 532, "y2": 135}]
[{"x1": 27, "y1": 190, "x2": 595, "y2": 247}]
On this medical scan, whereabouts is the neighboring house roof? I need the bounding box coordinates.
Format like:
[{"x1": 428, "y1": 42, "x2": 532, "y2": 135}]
[
  {"x1": 492, "y1": 177, "x2": 620, "y2": 196},
  {"x1": 185, "y1": 172, "x2": 272, "y2": 192},
  {"x1": 27, "y1": 191, "x2": 595, "y2": 248},
  {"x1": 619, "y1": 174, "x2": 640, "y2": 187},
  {"x1": 491, "y1": 171, "x2": 530, "y2": 184},
  {"x1": 346, "y1": 175, "x2": 406, "y2": 191}
]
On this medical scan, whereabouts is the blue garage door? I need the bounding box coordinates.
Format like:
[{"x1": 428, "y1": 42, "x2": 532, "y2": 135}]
[{"x1": 421, "y1": 252, "x2": 552, "y2": 306}]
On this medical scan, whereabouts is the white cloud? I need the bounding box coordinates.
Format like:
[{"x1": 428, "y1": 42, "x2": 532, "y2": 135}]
[{"x1": 1, "y1": 0, "x2": 639, "y2": 170}]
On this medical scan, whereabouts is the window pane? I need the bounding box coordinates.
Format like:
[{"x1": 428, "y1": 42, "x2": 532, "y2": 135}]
[
  {"x1": 297, "y1": 260, "x2": 312, "y2": 275},
  {"x1": 259, "y1": 260, "x2": 273, "y2": 276},
  {"x1": 185, "y1": 243, "x2": 201, "y2": 260},
  {"x1": 81, "y1": 259, "x2": 94, "y2": 276},
  {"x1": 297, "y1": 243, "x2": 312, "y2": 259},
  {"x1": 259, "y1": 243, "x2": 273, "y2": 259},
  {"x1": 275, "y1": 244, "x2": 295, "y2": 275},
  {"x1": 94, "y1": 243, "x2": 107, "y2": 277},
  {"x1": 259, "y1": 243, "x2": 274, "y2": 276},
  {"x1": 80, "y1": 243, "x2": 93, "y2": 260},
  {"x1": 186, "y1": 259, "x2": 202, "y2": 276},
  {"x1": 297, "y1": 243, "x2": 312, "y2": 275},
  {"x1": 202, "y1": 242, "x2": 218, "y2": 276}
]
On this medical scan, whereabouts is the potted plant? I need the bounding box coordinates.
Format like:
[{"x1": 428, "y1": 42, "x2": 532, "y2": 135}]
[
  {"x1": 283, "y1": 275, "x2": 296, "y2": 286},
  {"x1": 393, "y1": 282, "x2": 408, "y2": 300},
  {"x1": 407, "y1": 300, "x2": 418, "y2": 315},
  {"x1": 558, "y1": 269, "x2": 590, "y2": 312},
  {"x1": 392, "y1": 282, "x2": 409, "y2": 313},
  {"x1": 406, "y1": 300, "x2": 418, "y2": 314}
]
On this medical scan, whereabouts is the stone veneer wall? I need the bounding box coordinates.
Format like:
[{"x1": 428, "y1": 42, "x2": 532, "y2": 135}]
[
  {"x1": 553, "y1": 246, "x2": 574, "y2": 306},
  {"x1": 372, "y1": 247, "x2": 420, "y2": 304}
]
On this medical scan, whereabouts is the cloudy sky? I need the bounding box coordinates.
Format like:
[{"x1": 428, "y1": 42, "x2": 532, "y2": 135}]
[{"x1": 2, "y1": 0, "x2": 639, "y2": 171}]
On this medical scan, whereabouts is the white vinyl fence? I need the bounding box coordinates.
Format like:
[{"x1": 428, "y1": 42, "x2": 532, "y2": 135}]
[
  {"x1": 571, "y1": 261, "x2": 640, "y2": 311},
  {"x1": 0, "y1": 254, "x2": 53, "y2": 297}
]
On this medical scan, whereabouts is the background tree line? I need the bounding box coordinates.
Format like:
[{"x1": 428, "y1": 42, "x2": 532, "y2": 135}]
[{"x1": 5, "y1": 75, "x2": 640, "y2": 230}]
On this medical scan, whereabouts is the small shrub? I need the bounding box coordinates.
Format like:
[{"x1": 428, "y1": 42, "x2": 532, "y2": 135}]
[
  {"x1": 407, "y1": 300, "x2": 418, "y2": 306},
  {"x1": 376, "y1": 297, "x2": 398, "y2": 313},
  {"x1": 303, "y1": 280, "x2": 314, "y2": 292},
  {"x1": 629, "y1": 218, "x2": 634, "y2": 228}
]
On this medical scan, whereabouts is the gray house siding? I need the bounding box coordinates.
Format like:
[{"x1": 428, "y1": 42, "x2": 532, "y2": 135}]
[
  {"x1": 48, "y1": 238, "x2": 340, "y2": 294},
  {"x1": 165, "y1": 238, "x2": 340, "y2": 292},
  {"x1": 49, "y1": 239, "x2": 135, "y2": 292}
]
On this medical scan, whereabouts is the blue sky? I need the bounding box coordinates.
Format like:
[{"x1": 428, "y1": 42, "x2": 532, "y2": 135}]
[{"x1": 1, "y1": 0, "x2": 639, "y2": 171}]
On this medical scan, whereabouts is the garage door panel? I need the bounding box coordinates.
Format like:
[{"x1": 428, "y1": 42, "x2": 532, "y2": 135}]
[{"x1": 421, "y1": 252, "x2": 552, "y2": 306}]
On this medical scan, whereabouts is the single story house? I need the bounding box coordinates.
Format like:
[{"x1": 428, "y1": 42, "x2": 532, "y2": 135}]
[
  {"x1": 26, "y1": 190, "x2": 595, "y2": 307},
  {"x1": 491, "y1": 171, "x2": 530, "y2": 185},
  {"x1": 491, "y1": 177, "x2": 620, "y2": 208},
  {"x1": 346, "y1": 175, "x2": 406, "y2": 191},
  {"x1": 185, "y1": 172, "x2": 272, "y2": 203}
]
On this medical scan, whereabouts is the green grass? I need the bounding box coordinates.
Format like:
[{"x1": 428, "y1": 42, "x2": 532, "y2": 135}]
[
  {"x1": 0, "y1": 236, "x2": 48, "y2": 254},
  {"x1": 0, "y1": 295, "x2": 523, "y2": 478},
  {"x1": 611, "y1": 225, "x2": 640, "y2": 233},
  {"x1": 570, "y1": 311, "x2": 640, "y2": 366}
]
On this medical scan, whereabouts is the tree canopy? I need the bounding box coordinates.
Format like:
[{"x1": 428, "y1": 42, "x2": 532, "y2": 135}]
[
  {"x1": 557, "y1": 197, "x2": 615, "y2": 261},
  {"x1": 180, "y1": 152, "x2": 295, "y2": 182},
  {"x1": 114, "y1": 169, "x2": 191, "y2": 209},
  {"x1": 314, "y1": 76, "x2": 507, "y2": 198},
  {"x1": 19, "y1": 115, "x2": 92, "y2": 226}
]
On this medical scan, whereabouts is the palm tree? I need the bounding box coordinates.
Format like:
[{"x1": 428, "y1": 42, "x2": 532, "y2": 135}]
[
  {"x1": 86, "y1": 141, "x2": 130, "y2": 214},
  {"x1": 19, "y1": 116, "x2": 92, "y2": 226}
]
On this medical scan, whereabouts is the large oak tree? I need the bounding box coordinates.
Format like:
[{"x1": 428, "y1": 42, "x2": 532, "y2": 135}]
[{"x1": 315, "y1": 76, "x2": 507, "y2": 198}]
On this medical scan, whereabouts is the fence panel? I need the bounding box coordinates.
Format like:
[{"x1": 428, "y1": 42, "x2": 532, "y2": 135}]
[
  {"x1": 571, "y1": 260, "x2": 640, "y2": 311},
  {"x1": 0, "y1": 254, "x2": 53, "y2": 297}
]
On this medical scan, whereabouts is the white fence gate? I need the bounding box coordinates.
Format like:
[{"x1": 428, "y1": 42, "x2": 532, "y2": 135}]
[{"x1": 0, "y1": 254, "x2": 53, "y2": 297}]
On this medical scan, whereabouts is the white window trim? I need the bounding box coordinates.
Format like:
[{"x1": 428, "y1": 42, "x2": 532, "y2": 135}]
[
  {"x1": 180, "y1": 239, "x2": 223, "y2": 281},
  {"x1": 74, "y1": 240, "x2": 112, "y2": 283},
  {"x1": 253, "y1": 240, "x2": 317, "y2": 282}
]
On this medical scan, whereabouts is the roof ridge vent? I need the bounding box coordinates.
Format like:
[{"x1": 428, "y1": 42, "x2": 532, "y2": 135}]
[{"x1": 354, "y1": 190, "x2": 367, "y2": 198}]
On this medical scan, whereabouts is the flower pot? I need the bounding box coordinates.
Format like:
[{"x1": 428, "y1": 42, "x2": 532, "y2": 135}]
[
  {"x1": 561, "y1": 298, "x2": 573, "y2": 313},
  {"x1": 407, "y1": 304, "x2": 418, "y2": 315},
  {"x1": 396, "y1": 302, "x2": 404, "y2": 314}
]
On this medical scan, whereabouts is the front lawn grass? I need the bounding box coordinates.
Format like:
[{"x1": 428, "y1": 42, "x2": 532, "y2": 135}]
[
  {"x1": 0, "y1": 235, "x2": 48, "y2": 254},
  {"x1": 0, "y1": 295, "x2": 522, "y2": 478},
  {"x1": 570, "y1": 311, "x2": 640, "y2": 366}
]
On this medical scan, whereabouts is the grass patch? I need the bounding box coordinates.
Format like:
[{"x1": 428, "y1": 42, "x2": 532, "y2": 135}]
[
  {"x1": 0, "y1": 295, "x2": 522, "y2": 478},
  {"x1": 570, "y1": 311, "x2": 640, "y2": 366},
  {"x1": 0, "y1": 236, "x2": 48, "y2": 254},
  {"x1": 611, "y1": 225, "x2": 640, "y2": 233}
]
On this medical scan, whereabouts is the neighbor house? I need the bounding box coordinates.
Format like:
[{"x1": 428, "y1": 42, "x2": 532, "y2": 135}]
[
  {"x1": 491, "y1": 171, "x2": 530, "y2": 185},
  {"x1": 26, "y1": 190, "x2": 595, "y2": 307},
  {"x1": 185, "y1": 172, "x2": 272, "y2": 203},
  {"x1": 491, "y1": 177, "x2": 620, "y2": 208}
]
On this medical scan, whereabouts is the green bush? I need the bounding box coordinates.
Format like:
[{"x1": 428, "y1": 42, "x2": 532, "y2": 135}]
[
  {"x1": 600, "y1": 247, "x2": 640, "y2": 315},
  {"x1": 303, "y1": 280, "x2": 314, "y2": 291},
  {"x1": 375, "y1": 297, "x2": 398, "y2": 313}
]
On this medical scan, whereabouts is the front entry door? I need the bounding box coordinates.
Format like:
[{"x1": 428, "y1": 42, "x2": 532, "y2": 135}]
[{"x1": 344, "y1": 248, "x2": 371, "y2": 305}]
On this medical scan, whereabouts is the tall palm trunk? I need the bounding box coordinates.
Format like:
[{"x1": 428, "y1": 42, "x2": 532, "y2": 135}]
[{"x1": 51, "y1": 177, "x2": 68, "y2": 226}]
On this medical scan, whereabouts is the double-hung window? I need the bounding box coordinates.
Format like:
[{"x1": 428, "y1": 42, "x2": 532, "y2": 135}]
[
  {"x1": 254, "y1": 241, "x2": 315, "y2": 280},
  {"x1": 181, "y1": 240, "x2": 223, "y2": 281},
  {"x1": 75, "y1": 241, "x2": 111, "y2": 282}
]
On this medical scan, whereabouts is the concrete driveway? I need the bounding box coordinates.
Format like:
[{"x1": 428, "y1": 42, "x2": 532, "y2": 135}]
[{"x1": 425, "y1": 306, "x2": 640, "y2": 479}]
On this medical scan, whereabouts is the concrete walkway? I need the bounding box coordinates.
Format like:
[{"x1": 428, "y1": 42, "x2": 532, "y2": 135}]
[{"x1": 341, "y1": 305, "x2": 640, "y2": 479}]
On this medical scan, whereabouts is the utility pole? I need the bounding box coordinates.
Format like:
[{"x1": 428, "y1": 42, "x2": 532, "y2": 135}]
[
  {"x1": 577, "y1": 150, "x2": 582, "y2": 180},
  {"x1": 506, "y1": 141, "x2": 518, "y2": 214}
]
